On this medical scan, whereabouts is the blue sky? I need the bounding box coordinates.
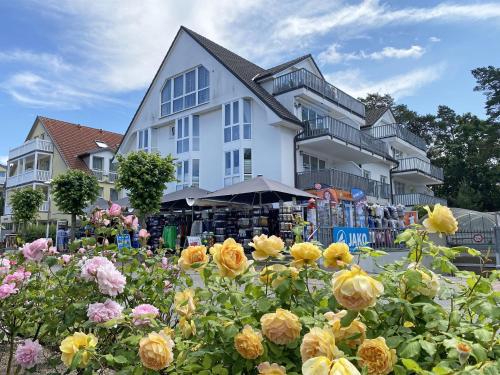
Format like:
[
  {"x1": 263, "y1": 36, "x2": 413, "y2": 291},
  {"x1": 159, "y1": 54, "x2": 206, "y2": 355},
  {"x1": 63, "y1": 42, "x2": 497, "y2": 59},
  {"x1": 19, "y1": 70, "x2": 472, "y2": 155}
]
[{"x1": 1, "y1": 0, "x2": 499, "y2": 162}]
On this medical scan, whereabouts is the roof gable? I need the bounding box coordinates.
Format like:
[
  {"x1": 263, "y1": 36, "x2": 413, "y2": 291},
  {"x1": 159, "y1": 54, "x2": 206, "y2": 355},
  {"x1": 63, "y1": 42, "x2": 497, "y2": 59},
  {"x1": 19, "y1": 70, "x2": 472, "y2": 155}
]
[
  {"x1": 254, "y1": 54, "x2": 324, "y2": 81},
  {"x1": 363, "y1": 107, "x2": 391, "y2": 127},
  {"x1": 37, "y1": 117, "x2": 123, "y2": 171}
]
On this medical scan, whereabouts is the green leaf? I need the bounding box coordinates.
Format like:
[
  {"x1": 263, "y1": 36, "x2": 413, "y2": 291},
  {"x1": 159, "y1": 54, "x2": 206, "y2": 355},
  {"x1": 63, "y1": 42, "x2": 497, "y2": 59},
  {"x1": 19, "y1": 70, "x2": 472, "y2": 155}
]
[
  {"x1": 114, "y1": 355, "x2": 128, "y2": 364},
  {"x1": 471, "y1": 343, "x2": 488, "y2": 362},
  {"x1": 257, "y1": 298, "x2": 272, "y2": 312},
  {"x1": 340, "y1": 310, "x2": 358, "y2": 327},
  {"x1": 402, "y1": 358, "x2": 422, "y2": 373},
  {"x1": 202, "y1": 354, "x2": 212, "y2": 369},
  {"x1": 420, "y1": 340, "x2": 437, "y2": 357},
  {"x1": 386, "y1": 336, "x2": 405, "y2": 348},
  {"x1": 431, "y1": 366, "x2": 454, "y2": 375},
  {"x1": 399, "y1": 341, "x2": 421, "y2": 359}
]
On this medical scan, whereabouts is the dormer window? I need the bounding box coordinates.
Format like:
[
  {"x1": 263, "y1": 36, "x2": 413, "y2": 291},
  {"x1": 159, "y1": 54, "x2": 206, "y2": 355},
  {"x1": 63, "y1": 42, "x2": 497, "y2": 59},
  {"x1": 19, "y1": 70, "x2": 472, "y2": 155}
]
[
  {"x1": 161, "y1": 66, "x2": 210, "y2": 117},
  {"x1": 95, "y1": 141, "x2": 108, "y2": 148}
]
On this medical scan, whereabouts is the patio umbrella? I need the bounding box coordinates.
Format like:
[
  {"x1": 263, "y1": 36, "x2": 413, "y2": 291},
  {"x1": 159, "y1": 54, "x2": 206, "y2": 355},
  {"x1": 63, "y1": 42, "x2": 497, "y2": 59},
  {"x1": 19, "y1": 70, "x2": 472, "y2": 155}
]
[
  {"x1": 204, "y1": 175, "x2": 315, "y2": 205},
  {"x1": 161, "y1": 187, "x2": 211, "y2": 210}
]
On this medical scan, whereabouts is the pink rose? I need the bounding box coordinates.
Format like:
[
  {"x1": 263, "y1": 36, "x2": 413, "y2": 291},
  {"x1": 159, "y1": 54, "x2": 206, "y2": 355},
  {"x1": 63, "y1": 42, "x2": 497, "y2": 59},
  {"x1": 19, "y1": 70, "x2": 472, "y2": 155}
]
[
  {"x1": 78, "y1": 248, "x2": 86, "y2": 254},
  {"x1": 103, "y1": 219, "x2": 111, "y2": 226},
  {"x1": 0, "y1": 259, "x2": 11, "y2": 276},
  {"x1": 61, "y1": 254, "x2": 72, "y2": 264},
  {"x1": 3, "y1": 268, "x2": 31, "y2": 285},
  {"x1": 146, "y1": 250, "x2": 153, "y2": 257},
  {"x1": 161, "y1": 257, "x2": 169, "y2": 270},
  {"x1": 138, "y1": 229, "x2": 150, "y2": 239},
  {"x1": 132, "y1": 304, "x2": 159, "y2": 326},
  {"x1": 163, "y1": 280, "x2": 173, "y2": 293},
  {"x1": 15, "y1": 339, "x2": 43, "y2": 369},
  {"x1": 107, "y1": 203, "x2": 122, "y2": 217},
  {"x1": 47, "y1": 246, "x2": 58, "y2": 255},
  {"x1": 87, "y1": 299, "x2": 123, "y2": 323},
  {"x1": 22, "y1": 239, "x2": 48, "y2": 262},
  {"x1": 96, "y1": 264, "x2": 126, "y2": 296},
  {"x1": 81, "y1": 256, "x2": 114, "y2": 281},
  {"x1": 123, "y1": 215, "x2": 139, "y2": 231},
  {"x1": 0, "y1": 283, "x2": 18, "y2": 299}
]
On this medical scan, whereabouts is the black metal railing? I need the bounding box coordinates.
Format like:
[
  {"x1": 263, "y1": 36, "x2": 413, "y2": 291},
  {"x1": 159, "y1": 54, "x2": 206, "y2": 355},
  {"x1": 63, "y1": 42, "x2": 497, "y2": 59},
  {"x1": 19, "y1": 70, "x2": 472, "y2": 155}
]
[
  {"x1": 296, "y1": 168, "x2": 391, "y2": 199},
  {"x1": 297, "y1": 116, "x2": 392, "y2": 160},
  {"x1": 393, "y1": 193, "x2": 447, "y2": 206},
  {"x1": 393, "y1": 157, "x2": 444, "y2": 181},
  {"x1": 273, "y1": 69, "x2": 365, "y2": 118},
  {"x1": 363, "y1": 124, "x2": 427, "y2": 151}
]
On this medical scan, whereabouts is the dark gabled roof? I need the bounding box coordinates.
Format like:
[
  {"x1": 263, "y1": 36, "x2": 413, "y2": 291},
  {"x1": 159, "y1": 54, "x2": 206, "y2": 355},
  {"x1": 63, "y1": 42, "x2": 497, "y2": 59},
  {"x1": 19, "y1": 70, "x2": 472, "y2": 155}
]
[
  {"x1": 364, "y1": 107, "x2": 390, "y2": 127},
  {"x1": 36, "y1": 117, "x2": 123, "y2": 171},
  {"x1": 181, "y1": 27, "x2": 301, "y2": 126},
  {"x1": 254, "y1": 54, "x2": 324, "y2": 81}
]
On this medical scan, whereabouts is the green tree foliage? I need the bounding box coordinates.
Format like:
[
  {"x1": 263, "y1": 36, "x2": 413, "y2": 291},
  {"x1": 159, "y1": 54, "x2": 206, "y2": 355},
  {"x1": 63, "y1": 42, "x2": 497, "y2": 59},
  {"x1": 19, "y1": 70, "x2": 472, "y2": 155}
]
[
  {"x1": 51, "y1": 170, "x2": 99, "y2": 240},
  {"x1": 116, "y1": 151, "x2": 176, "y2": 224},
  {"x1": 358, "y1": 92, "x2": 394, "y2": 109},
  {"x1": 452, "y1": 180, "x2": 483, "y2": 210},
  {"x1": 472, "y1": 66, "x2": 500, "y2": 122},
  {"x1": 10, "y1": 187, "x2": 45, "y2": 234}
]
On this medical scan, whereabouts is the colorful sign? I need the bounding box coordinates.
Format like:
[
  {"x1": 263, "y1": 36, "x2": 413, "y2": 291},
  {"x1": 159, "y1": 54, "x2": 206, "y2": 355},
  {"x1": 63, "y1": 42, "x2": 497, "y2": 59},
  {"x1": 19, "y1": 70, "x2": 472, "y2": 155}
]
[
  {"x1": 333, "y1": 226, "x2": 369, "y2": 252},
  {"x1": 351, "y1": 188, "x2": 366, "y2": 202},
  {"x1": 116, "y1": 233, "x2": 132, "y2": 250},
  {"x1": 307, "y1": 185, "x2": 353, "y2": 203},
  {"x1": 404, "y1": 211, "x2": 419, "y2": 226},
  {"x1": 187, "y1": 236, "x2": 202, "y2": 246}
]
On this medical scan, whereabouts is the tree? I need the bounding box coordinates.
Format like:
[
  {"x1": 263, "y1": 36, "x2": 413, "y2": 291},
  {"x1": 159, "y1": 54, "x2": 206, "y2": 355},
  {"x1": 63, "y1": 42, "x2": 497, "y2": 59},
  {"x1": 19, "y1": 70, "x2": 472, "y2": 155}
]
[
  {"x1": 116, "y1": 151, "x2": 176, "y2": 225},
  {"x1": 358, "y1": 93, "x2": 394, "y2": 110},
  {"x1": 472, "y1": 66, "x2": 500, "y2": 122},
  {"x1": 452, "y1": 180, "x2": 483, "y2": 210},
  {"x1": 10, "y1": 188, "x2": 45, "y2": 237},
  {"x1": 51, "y1": 170, "x2": 99, "y2": 240}
]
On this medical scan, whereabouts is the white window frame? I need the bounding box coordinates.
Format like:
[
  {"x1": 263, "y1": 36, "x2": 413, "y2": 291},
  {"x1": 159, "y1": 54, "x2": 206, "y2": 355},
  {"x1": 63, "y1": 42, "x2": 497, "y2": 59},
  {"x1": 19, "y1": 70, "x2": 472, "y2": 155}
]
[
  {"x1": 176, "y1": 117, "x2": 190, "y2": 154},
  {"x1": 192, "y1": 159, "x2": 200, "y2": 187},
  {"x1": 92, "y1": 156, "x2": 104, "y2": 171},
  {"x1": 302, "y1": 153, "x2": 326, "y2": 172},
  {"x1": 243, "y1": 99, "x2": 252, "y2": 140},
  {"x1": 160, "y1": 65, "x2": 210, "y2": 117},
  {"x1": 137, "y1": 129, "x2": 150, "y2": 151},
  {"x1": 380, "y1": 175, "x2": 388, "y2": 185},
  {"x1": 224, "y1": 149, "x2": 240, "y2": 186},
  {"x1": 362, "y1": 169, "x2": 371, "y2": 179},
  {"x1": 176, "y1": 160, "x2": 191, "y2": 191},
  {"x1": 243, "y1": 148, "x2": 252, "y2": 181},
  {"x1": 223, "y1": 100, "x2": 240, "y2": 143}
]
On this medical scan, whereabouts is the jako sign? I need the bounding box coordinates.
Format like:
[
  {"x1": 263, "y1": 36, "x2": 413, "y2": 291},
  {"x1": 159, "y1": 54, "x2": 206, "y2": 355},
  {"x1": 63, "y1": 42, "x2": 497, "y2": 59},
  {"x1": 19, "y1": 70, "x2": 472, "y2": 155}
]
[{"x1": 333, "y1": 227, "x2": 369, "y2": 252}]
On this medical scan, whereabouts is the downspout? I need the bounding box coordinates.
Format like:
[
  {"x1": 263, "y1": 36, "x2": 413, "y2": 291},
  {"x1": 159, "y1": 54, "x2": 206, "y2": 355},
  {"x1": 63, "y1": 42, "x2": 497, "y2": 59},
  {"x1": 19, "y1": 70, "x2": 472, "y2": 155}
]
[
  {"x1": 389, "y1": 159, "x2": 400, "y2": 205},
  {"x1": 293, "y1": 131, "x2": 303, "y2": 188}
]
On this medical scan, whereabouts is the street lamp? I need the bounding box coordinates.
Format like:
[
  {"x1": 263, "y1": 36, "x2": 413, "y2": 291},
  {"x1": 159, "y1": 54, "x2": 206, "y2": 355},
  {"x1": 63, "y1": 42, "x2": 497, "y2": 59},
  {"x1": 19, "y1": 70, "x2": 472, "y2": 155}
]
[{"x1": 44, "y1": 179, "x2": 53, "y2": 239}]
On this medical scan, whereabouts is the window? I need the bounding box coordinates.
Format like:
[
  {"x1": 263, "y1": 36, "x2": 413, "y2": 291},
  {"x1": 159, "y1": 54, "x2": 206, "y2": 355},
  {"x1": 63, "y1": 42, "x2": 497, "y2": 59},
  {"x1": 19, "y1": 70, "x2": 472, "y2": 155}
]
[
  {"x1": 391, "y1": 147, "x2": 403, "y2": 159},
  {"x1": 160, "y1": 66, "x2": 210, "y2": 117},
  {"x1": 98, "y1": 187, "x2": 104, "y2": 198},
  {"x1": 110, "y1": 188, "x2": 119, "y2": 201},
  {"x1": 224, "y1": 100, "x2": 240, "y2": 143},
  {"x1": 176, "y1": 160, "x2": 191, "y2": 191},
  {"x1": 109, "y1": 160, "x2": 117, "y2": 173},
  {"x1": 95, "y1": 141, "x2": 108, "y2": 148},
  {"x1": 176, "y1": 117, "x2": 190, "y2": 154},
  {"x1": 394, "y1": 181, "x2": 405, "y2": 194},
  {"x1": 92, "y1": 156, "x2": 104, "y2": 171},
  {"x1": 192, "y1": 159, "x2": 200, "y2": 187},
  {"x1": 302, "y1": 154, "x2": 326, "y2": 172},
  {"x1": 243, "y1": 99, "x2": 251, "y2": 139},
  {"x1": 302, "y1": 106, "x2": 324, "y2": 129},
  {"x1": 192, "y1": 116, "x2": 200, "y2": 151},
  {"x1": 243, "y1": 148, "x2": 252, "y2": 181},
  {"x1": 224, "y1": 150, "x2": 240, "y2": 186},
  {"x1": 380, "y1": 175, "x2": 388, "y2": 185},
  {"x1": 137, "y1": 129, "x2": 149, "y2": 150},
  {"x1": 363, "y1": 169, "x2": 371, "y2": 179}
]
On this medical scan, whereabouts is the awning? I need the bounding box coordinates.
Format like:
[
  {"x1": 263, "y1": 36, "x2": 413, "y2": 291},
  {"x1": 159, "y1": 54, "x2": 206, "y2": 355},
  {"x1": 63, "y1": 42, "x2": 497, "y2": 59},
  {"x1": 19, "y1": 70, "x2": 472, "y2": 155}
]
[{"x1": 204, "y1": 176, "x2": 315, "y2": 205}]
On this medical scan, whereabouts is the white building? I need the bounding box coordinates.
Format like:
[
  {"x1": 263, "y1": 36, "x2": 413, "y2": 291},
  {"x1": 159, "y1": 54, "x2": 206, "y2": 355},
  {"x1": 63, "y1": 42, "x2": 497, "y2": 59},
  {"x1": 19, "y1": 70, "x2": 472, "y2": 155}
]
[{"x1": 116, "y1": 26, "x2": 445, "y2": 207}]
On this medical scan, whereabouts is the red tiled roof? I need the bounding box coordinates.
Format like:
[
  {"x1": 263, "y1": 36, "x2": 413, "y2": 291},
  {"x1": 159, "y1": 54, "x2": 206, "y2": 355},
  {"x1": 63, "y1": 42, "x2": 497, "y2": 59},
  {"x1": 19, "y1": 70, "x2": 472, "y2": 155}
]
[{"x1": 37, "y1": 117, "x2": 123, "y2": 171}]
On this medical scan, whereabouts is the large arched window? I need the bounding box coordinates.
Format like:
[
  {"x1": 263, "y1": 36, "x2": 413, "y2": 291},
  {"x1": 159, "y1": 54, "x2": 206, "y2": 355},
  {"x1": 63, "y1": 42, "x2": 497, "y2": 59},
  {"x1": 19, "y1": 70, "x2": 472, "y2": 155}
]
[{"x1": 161, "y1": 65, "x2": 210, "y2": 117}]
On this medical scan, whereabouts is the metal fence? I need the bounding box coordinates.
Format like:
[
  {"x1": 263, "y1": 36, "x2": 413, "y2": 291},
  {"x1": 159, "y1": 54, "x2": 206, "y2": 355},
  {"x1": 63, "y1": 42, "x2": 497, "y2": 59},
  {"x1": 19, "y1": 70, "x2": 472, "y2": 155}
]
[
  {"x1": 393, "y1": 193, "x2": 447, "y2": 206},
  {"x1": 273, "y1": 69, "x2": 365, "y2": 118},
  {"x1": 393, "y1": 157, "x2": 444, "y2": 181},
  {"x1": 363, "y1": 124, "x2": 427, "y2": 151},
  {"x1": 296, "y1": 168, "x2": 391, "y2": 199},
  {"x1": 297, "y1": 117, "x2": 392, "y2": 159}
]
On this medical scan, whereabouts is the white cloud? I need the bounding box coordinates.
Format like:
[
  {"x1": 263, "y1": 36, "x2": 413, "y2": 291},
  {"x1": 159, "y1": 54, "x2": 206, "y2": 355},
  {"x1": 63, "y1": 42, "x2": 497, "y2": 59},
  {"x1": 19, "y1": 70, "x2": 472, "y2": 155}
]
[
  {"x1": 318, "y1": 44, "x2": 424, "y2": 64},
  {"x1": 0, "y1": 156, "x2": 7, "y2": 165},
  {"x1": 429, "y1": 36, "x2": 441, "y2": 43},
  {"x1": 326, "y1": 63, "x2": 446, "y2": 100},
  {"x1": 0, "y1": 50, "x2": 71, "y2": 72}
]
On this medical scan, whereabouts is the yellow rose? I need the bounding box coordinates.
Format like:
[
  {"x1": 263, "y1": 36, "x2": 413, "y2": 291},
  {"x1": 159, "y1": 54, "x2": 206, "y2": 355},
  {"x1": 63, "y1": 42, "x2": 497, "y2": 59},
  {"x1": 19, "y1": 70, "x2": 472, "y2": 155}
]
[
  {"x1": 59, "y1": 332, "x2": 98, "y2": 368},
  {"x1": 324, "y1": 310, "x2": 366, "y2": 348},
  {"x1": 331, "y1": 265, "x2": 384, "y2": 311},
  {"x1": 257, "y1": 362, "x2": 287, "y2": 374},
  {"x1": 402, "y1": 266, "x2": 440, "y2": 299},
  {"x1": 179, "y1": 317, "x2": 196, "y2": 338},
  {"x1": 174, "y1": 288, "x2": 196, "y2": 319},
  {"x1": 357, "y1": 337, "x2": 396, "y2": 375},
  {"x1": 178, "y1": 245, "x2": 209, "y2": 271},
  {"x1": 300, "y1": 327, "x2": 341, "y2": 362},
  {"x1": 290, "y1": 242, "x2": 322, "y2": 268},
  {"x1": 260, "y1": 308, "x2": 302, "y2": 345},
  {"x1": 250, "y1": 234, "x2": 284, "y2": 261},
  {"x1": 211, "y1": 238, "x2": 249, "y2": 278},
  {"x1": 259, "y1": 264, "x2": 299, "y2": 289},
  {"x1": 234, "y1": 325, "x2": 264, "y2": 359},
  {"x1": 422, "y1": 204, "x2": 458, "y2": 235},
  {"x1": 302, "y1": 357, "x2": 360, "y2": 375},
  {"x1": 139, "y1": 332, "x2": 174, "y2": 371},
  {"x1": 323, "y1": 243, "x2": 353, "y2": 269}
]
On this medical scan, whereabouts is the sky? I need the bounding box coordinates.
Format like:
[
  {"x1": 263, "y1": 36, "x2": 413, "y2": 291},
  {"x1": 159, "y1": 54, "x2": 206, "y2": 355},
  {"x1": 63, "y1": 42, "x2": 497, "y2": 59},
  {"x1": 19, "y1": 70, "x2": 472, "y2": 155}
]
[{"x1": 0, "y1": 0, "x2": 499, "y2": 163}]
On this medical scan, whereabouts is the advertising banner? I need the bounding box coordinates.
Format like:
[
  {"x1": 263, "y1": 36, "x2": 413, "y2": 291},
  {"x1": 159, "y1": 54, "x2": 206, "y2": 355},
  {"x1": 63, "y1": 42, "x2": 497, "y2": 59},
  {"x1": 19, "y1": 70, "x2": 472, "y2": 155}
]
[{"x1": 333, "y1": 226, "x2": 370, "y2": 252}]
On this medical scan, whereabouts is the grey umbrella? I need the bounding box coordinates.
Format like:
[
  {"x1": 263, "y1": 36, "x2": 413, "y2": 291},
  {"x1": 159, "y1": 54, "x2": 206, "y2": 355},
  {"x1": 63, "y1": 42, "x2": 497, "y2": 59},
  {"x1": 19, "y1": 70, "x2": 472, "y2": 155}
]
[
  {"x1": 204, "y1": 175, "x2": 315, "y2": 205},
  {"x1": 161, "y1": 187, "x2": 211, "y2": 210}
]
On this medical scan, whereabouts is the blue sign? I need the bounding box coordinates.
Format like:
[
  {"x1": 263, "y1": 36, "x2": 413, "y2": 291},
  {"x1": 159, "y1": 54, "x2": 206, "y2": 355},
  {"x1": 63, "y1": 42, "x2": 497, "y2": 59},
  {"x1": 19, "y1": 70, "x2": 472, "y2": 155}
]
[
  {"x1": 351, "y1": 188, "x2": 366, "y2": 202},
  {"x1": 116, "y1": 233, "x2": 132, "y2": 250},
  {"x1": 333, "y1": 226, "x2": 369, "y2": 252}
]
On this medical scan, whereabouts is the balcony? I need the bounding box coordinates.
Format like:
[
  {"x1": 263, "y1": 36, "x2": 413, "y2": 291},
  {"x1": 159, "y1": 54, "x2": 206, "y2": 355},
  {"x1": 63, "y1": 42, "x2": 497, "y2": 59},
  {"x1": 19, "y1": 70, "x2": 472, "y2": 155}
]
[
  {"x1": 297, "y1": 116, "x2": 393, "y2": 162},
  {"x1": 393, "y1": 193, "x2": 447, "y2": 207},
  {"x1": 109, "y1": 172, "x2": 118, "y2": 183},
  {"x1": 296, "y1": 168, "x2": 391, "y2": 199},
  {"x1": 392, "y1": 157, "x2": 444, "y2": 184},
  {"x1": 9, "y1": 139, "x2": 53, "y2": 160},
  {"x1": 4, "y1": 200, "x2": 49, "y2": 216},
  {"x1": 6, "y1": 169, "x2": 52, "y2": 188},
  {"x1": 273, "y1": 69, "x2": 365, "y2": 118},
  {"x1": 363, "y1": 124, "x2": 427, "y2": 151},
  {"x1": 91, "y1": 170, "x2": 118, "y2": 183}
]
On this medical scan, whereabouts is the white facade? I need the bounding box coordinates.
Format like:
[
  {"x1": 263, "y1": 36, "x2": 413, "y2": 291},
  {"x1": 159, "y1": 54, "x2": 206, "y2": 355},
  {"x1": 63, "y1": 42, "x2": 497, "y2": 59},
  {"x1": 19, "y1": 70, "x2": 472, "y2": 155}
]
[{"x1": 117, "y1": 27, "x2": 445, "y2": 207}]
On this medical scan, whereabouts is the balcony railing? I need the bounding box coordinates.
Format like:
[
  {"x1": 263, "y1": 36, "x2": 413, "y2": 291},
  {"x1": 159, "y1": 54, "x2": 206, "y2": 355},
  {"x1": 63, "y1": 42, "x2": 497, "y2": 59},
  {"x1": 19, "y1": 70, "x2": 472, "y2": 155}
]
[
  {"x1": 393, "y1": 193, "x2": 447, "y2": 206},
  {"x1": 363, "y1": 124, "x2": 427, "y2": 151},
  {"x1": 297, "y1": 117, "x2": 392, "y2": 160},
  {"x1": 296, "y1": 168, "x2": 391, "y2": 199},
  {"x1": 6, "y1": 169, "x2": 52, "y2": 188},
  {"x1": 92, "y1": 170, "x2": 118, "y2": 183},
  {"x1": 0, "y1": 175, "x2": 6, "y2": 185},
  {"x1": 92, "y1": 170, "x2": 104, "y2": 181},
  {"x1": 4, "y1": 200, "x2": 49, "y2": 215},
  {"x1": 9, "y1": 139, "x2": 53, "y2": 160},
  {"x1": 273, "y1": 69, "x2": 365, "y2": 118},
  {"x1": 109, "y1": 172, "x2": 118, "y2": 183},
  {"x1": 393, "y1": 157, "x2": 444, "y2": 181}
]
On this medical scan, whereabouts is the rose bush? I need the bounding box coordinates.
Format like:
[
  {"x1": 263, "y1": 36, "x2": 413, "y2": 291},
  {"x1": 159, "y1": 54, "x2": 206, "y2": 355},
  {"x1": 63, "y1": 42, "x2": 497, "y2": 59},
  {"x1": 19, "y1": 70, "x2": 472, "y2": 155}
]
[{"x1": 0, "y1": 204, "x2": 497, "y2": 374}]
